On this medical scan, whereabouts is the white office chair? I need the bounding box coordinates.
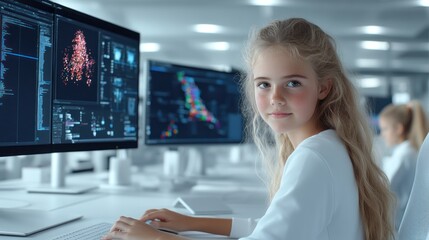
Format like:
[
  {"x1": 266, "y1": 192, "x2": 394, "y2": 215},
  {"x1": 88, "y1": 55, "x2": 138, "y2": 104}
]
[{"x1": 398, "y1": 133, "x2": 429, "y2": 240}]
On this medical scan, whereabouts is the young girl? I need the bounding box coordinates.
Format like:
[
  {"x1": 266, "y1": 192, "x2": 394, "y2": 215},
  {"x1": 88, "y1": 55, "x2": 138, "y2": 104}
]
[
  {"x1": 379, "y1": 100, "x2": 429, "y2": 229},
  {"x1": 103, "y1": 18, "x2": 394, "y2": 240}
]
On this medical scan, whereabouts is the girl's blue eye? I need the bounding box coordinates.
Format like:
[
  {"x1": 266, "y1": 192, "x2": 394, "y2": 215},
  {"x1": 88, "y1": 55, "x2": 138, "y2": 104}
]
[
  {"x1": 257, "y1": 82, "x2": 270, "y2": 89},
  {"x1": 287, "y1": 81, "x2": 301, "y2": 88}
]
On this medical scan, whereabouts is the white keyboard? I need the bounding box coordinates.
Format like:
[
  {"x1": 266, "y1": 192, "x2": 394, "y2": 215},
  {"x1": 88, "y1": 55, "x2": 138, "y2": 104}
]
[{"x1": 51, "y1": 222, "x2": 112, "y2": 240}]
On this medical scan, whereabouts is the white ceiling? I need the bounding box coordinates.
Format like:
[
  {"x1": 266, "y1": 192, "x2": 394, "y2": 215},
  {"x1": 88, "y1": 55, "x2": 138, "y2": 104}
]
[{"x1": 50, "y1": 0, "x2": 429, "y2": 77}]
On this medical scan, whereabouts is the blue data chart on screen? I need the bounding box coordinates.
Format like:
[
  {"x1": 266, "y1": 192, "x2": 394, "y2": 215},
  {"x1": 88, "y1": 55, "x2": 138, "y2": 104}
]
[
  {"x1": 0, "y1": 0, "x2": 52, "y2": 147},
  {"x1": 145, "y1": 61, "x2": 243, "y2": 145},
  {"x1": 52, "y1": 16, "x2": 139, "y2": 145}
]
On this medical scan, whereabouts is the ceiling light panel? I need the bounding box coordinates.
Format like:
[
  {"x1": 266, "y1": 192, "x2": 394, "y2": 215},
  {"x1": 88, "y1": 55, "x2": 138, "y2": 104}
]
[
  {"x1": 360, "y1": 26, "x2": 386, "y2": 35},
  {"x1": 140, "y1": 43, "x2": 160, "y2": 52},
  {"x1": 249, "y1": 0, "x2": 283, "y2": 6},
  {"x1": 360, "y1": 41, "x2": 390, "y2": 50},
  {"x1": 193, "y1": 24, "x2": 223, "y2": 33},
  {"x1": 203, "y1": 42, "x2": 230, "y2": 51}
]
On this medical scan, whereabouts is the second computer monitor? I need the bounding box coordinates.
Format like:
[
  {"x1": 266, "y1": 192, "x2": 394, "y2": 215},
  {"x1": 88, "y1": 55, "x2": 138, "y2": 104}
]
[{"x1": 145, "y1": 60, "x2": 243, "y2": 145}]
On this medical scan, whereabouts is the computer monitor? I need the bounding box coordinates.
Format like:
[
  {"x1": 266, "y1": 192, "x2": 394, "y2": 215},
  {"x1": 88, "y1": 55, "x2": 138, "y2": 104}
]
[
  {"x1": 51, "y1": 4, "x2": 140, "y2": 153},
  {"x1": 0, "y1": 0, "x2": 140, "y2": 236},
  {"x1": 145, "y1": 60, "x2": 243, "y2": 145},
  {"x1": 144, "y1": 60, "x2": 243, "y2": 182},
  {"x1": 27, "y1": 1, "x2": 139, "y2": 194},
  {"x1": 0, "y1": 0, "x2": 53, "y2": 157},
  {"x1": 0, "y1": 0, "x2": 140, "y2": 155}
]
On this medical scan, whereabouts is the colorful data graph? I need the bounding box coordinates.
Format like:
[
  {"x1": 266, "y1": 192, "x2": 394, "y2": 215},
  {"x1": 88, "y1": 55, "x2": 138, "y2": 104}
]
[
  {"x1": 161, "y1": 120, "x2": 179, "y2": 139},
  {"x1": 160, "y1": 71, "x2": 220, "y2": 139},
  {"x1": 61, "y1": 30, "x2": 95, "y2": 87}
]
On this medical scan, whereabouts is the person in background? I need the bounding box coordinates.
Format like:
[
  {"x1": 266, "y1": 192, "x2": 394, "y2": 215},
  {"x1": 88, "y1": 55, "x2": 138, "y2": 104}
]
[
  {"x1": 379, "y1": 100, "x2": 429, "y2": 229},
  {"x1": 103, "y1": 18, "x2": 395, "y2": 240}
]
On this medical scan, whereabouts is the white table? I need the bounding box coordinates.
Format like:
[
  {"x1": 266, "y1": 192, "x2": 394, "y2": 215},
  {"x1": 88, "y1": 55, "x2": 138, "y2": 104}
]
[{"x1": 0, "y1": 164, "x2": 267, "y2": 240}]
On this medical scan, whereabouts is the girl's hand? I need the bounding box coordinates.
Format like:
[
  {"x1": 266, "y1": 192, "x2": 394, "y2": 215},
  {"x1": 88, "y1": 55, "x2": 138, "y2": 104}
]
[
  {"x1": 140, "y1": 208, "x2": 194, "y2": 232},
  {"x1": 102, "y1": 216, "x2": 172, "y2": 240}
]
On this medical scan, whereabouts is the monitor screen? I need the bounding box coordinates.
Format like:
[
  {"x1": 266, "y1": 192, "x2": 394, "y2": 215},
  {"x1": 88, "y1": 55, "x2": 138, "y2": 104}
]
[
  {"x1": 51, "y1": 7, "x2": 140, "y2": 152},
  {"x1": 145, "y1": 60, "x2": 243, "y2": 145},
  {"x1": 0, "y1": 0, "x2": 140, "y2": 157},
  {"x1": 0, "y1": 0, "x2": 53, "y2": 156}
]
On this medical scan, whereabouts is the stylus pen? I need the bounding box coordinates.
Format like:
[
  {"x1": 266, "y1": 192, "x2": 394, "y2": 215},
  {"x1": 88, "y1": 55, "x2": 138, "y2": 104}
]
[
  {"x1": 146, "y1": 220, "x2": 178, "y2": 235},
  {"x1": 159, "y1": 228, "x2": 179, "y2": 235}
]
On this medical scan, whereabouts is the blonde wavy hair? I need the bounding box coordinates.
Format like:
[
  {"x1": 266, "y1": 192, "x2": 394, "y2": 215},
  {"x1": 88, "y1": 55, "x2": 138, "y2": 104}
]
[
  {"x1": 240, "y1": 18, "x2": 395, "y2": 240},
  {"x1": 380, "y1": 100, "x2": 429, "y2": 150}
]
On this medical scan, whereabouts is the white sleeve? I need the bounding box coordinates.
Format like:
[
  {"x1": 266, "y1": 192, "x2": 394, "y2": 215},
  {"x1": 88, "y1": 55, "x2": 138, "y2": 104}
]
[
  {"x1": 229, "y1": 218, "x2": 259, "y2": 238},
  {"x1": 240, "y1": 148, "x2": 334, "y2": 240}
]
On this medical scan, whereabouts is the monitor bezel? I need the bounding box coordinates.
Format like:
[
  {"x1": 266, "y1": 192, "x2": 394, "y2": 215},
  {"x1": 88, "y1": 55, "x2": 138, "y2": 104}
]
[{"x1": 144, "y1": 59, "x2": 243, "y2": 146}]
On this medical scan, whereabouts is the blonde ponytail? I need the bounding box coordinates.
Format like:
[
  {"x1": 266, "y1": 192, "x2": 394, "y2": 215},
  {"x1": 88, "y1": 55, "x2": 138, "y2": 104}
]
[{"x1": 407, "y1": 100, "x2": 429, "y2": 150}]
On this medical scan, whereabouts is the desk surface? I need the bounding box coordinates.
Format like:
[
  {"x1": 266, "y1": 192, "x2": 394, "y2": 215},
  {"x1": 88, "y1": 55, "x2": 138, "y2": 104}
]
[{"x1": 0, "y1": 165, "x2": 267, "y2": 240}]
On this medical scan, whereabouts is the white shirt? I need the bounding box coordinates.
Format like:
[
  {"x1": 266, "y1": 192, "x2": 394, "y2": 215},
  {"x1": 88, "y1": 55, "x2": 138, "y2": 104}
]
[
  {"x1": 230, "y1": 130, "x2": 363, "y2": 240},
  {"x1": 381, "y1": 140, "x2": 418, "y2": 229}
]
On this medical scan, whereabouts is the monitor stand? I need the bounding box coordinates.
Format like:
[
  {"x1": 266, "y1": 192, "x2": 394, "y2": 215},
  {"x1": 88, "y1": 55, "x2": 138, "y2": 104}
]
[
  {"x1": 4, "y1": 156, "x2": 22, "y2": 179},
  {"x1": 27, "y1": 152, "x2": 98, "y2": 194},
  {"x1": 99, "y1": 149, "x2": 138, "y2": 190},
  {"x1": 160, "y1": 147, "x2": 205, "y2": 191},
  {"x1": 164, "y1": 147, "x2": 206, "y2": 176}
]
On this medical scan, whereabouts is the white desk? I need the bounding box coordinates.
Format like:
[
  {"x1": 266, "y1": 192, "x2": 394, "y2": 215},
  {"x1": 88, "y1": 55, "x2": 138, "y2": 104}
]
[{"x1": 0, "y1": 164, "x2": 267, "y2": 240}]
